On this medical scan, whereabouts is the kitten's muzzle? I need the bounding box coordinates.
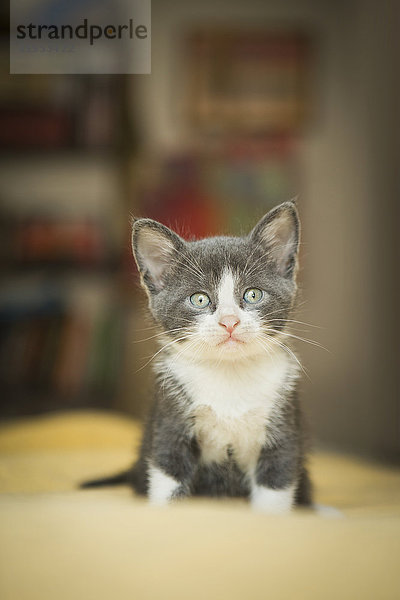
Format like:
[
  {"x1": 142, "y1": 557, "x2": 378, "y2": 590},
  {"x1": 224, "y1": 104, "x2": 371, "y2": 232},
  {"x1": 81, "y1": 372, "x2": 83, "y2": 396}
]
[{"x1": 218, "y1": 315, "x2": 240, "y2": 336}]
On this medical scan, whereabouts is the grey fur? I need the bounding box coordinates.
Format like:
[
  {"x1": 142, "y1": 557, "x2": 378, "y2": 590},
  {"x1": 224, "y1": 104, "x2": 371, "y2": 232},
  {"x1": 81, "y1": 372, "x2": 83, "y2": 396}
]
[{"x1": 82, "y1": 201, "x2": 312, "y2": 507}]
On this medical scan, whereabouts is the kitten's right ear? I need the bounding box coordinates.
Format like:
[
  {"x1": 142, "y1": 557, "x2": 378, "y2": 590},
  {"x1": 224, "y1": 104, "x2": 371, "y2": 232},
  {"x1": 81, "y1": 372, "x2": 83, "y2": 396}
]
[{"x1": 132, "y1": 219, "x2": 184, "y2": 293}]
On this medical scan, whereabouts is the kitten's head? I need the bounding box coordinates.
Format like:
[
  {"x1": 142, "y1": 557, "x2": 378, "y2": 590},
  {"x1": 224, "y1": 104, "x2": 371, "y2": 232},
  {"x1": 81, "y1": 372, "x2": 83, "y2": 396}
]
[{"x1": 132, "y1": 201, "x2": 300, "y2": 364}]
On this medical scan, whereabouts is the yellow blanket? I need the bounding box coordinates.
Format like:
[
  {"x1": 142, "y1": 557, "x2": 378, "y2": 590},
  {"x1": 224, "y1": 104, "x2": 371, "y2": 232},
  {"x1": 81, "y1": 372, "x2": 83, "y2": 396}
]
[{"x1": 1, "y1": 411, "x2": 399, "y2": 599}]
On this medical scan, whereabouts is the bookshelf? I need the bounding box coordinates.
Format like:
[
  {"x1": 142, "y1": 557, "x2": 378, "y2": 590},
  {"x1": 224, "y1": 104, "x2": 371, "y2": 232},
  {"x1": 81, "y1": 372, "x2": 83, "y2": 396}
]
[{"x1": 0, "y1": 73, "x2": 136, "y2": 418}]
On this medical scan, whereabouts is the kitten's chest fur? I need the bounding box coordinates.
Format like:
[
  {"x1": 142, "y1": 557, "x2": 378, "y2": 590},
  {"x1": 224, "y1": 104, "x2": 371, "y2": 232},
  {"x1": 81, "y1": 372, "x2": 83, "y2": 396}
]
[{"x1": 164, "y1": 350, "x2": 297, "y2": 471}]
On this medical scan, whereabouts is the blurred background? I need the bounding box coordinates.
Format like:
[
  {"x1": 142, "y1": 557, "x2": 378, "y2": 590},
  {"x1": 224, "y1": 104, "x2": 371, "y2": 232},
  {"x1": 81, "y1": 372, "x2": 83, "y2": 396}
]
[{"x1": 0, "y1": 0, "x2": 398, "y2": 462}]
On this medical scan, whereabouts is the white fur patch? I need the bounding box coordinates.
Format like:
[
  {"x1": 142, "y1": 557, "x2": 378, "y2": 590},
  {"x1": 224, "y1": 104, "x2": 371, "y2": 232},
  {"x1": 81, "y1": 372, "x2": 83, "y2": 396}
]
[
  {"x1": 147, "y1": 464, "x2": 180, "y2": 506},
  {"x1": 217, "y1": 269, "x2": 238, "y2": 317},
  {"x1": 251, "y1": 483, "x2": 295, "y2": 514},
  {"x1": 164, "y1": 348, "x2": 297, "y2": 471}
]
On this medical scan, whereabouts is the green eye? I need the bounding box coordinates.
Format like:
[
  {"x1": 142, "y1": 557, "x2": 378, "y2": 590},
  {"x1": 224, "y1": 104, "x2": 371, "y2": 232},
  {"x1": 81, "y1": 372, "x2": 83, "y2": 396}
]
[
  {"x1": 244, "y1": 288, "x2": 263, "y2": 304},
  {"x1": 190, "y1": 292, "x2": 211, "y2": 308}
]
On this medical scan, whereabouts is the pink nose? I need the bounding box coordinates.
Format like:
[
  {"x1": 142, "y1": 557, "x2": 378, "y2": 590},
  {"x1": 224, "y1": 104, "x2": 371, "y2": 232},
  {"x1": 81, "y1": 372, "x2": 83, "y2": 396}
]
[{"x1": 219, "y1": 315, "x2": 240, "y2": 335}]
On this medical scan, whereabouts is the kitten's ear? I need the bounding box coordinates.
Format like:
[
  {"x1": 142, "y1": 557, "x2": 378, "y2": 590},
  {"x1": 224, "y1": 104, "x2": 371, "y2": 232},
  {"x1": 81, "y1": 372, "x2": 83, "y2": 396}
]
[
  {"x1": 132, "y1": 219, "x2": 184, "y2": 293},
  {"x1": 250, "y1": 201, "x2": 300, "y2": 278}
]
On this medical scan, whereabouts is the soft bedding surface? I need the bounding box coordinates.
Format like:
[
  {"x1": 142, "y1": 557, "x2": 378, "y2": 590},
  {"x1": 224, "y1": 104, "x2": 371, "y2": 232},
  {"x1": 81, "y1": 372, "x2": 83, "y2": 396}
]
[{"x1": 0, "y1": 410, "x2": 399, "y2": 600}]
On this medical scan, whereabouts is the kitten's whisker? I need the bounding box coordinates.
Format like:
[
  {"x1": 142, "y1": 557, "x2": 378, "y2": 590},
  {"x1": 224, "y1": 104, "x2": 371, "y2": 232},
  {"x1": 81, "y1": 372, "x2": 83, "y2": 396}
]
[
  {"x1": 172, "y1": 258, "x2": 203, "y2": 280},
  {"x1": 243, "y1": 253, "x2": 270, "y2": 278},
  {"x1": 256, "y1": 331, "x2": 307, "y2": 377},
  {"x1": 263, "y1": 299, "x2": 309, "y2": 318},
  {"x1": 184, "y1": 250, "x2": 205, "y2": 275},
  {"x1": 266, "y1": 335, "x2": 310, "y2": 381},
  {"x1": 135, "y1": 334, "x2": 193, "y2": 373},
  {"x1": 263, "y1": 328, "x2": 328, "y2": 351},
  {"x1": 189, "y1": 339, "x2": 210, "y2": 367},
  {"x1": 178, "y1": 263, "x2": 203, "y2": 280},
  {"x1": 172, "y1": 247, "x2": 204, "y2": 279},
  {"x1": 133, "y1": 327, "x2": 190, "y2": 343},
  {"x1": 254, "y1": 335, "x2": 280, "y2": 371},
  {"x1": 262, "y1": 307, "x2": 296, "y2": 319},
  {"x1": 159, "y1": 336, "x2": 212, "y2": 397},
  {"x1": 266, "y1": 318, "x2": 323, "y2": 329},
  {"x1": 242, "y1": 239, "x2": 268, "y2": 276},
  {"x1": 156, "y1": 314, "x2": 193, "y2": 326},
  {"x1": 159, "y1": 337, "x2": 199, "y2": 396},
  {"x1": 133, "y1": 324, "x2": 158, "y2": 332}
]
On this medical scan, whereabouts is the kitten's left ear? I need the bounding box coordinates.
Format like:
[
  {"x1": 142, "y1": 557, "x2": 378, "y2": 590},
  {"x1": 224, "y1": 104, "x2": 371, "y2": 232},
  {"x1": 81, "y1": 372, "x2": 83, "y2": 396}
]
[{"x1": 250, "y1": 201, "x2": 300, "y2": 278}]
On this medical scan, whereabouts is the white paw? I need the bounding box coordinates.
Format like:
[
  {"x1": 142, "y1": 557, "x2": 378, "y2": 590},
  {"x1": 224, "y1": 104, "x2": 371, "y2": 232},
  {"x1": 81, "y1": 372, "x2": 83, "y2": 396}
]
[
  {"x1": 148, "y1": 465, "x2": 180, "y2": 506},
  {"x1": 251, "y1": 484, "x2": 295, "y2": 514}
]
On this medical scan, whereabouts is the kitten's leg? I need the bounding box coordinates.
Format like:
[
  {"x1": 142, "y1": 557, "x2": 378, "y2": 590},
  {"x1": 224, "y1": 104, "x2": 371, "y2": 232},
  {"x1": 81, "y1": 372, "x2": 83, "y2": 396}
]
[
  {"x1": 147, "y1": 428, "x2": 199, "y2": 506},
  {"x1": 250, "y1": 442, "x2": 299, "y2": 514}
]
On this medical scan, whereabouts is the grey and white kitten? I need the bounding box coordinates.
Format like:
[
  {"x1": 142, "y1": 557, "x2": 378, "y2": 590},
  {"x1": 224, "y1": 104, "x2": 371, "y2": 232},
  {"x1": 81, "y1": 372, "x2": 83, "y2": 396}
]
[{"x1": 83, "y1": 201, "x2": 312, "y2": 513}]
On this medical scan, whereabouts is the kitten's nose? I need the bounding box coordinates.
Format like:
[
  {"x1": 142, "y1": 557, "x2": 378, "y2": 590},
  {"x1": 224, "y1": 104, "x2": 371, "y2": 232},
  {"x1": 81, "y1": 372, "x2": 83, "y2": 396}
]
[{"x1": 219, "y1": 315, "x2": 240, "y2": 335}]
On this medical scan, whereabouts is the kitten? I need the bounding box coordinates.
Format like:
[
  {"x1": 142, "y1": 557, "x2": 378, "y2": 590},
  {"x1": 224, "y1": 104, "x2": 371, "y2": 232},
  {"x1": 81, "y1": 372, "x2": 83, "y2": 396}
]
[{"x1": 82, "y1": 201, "x2": 312, "y2": 513}]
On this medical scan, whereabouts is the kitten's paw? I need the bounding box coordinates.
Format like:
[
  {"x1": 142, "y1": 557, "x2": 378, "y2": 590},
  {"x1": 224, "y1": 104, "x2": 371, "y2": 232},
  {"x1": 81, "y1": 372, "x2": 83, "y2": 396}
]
[
  {"x1": 251, "y1": 484, "x2": 295, "y2": 514},
  {"x1": 148, "y1": 465, "x2": 181, "y2": 506}
]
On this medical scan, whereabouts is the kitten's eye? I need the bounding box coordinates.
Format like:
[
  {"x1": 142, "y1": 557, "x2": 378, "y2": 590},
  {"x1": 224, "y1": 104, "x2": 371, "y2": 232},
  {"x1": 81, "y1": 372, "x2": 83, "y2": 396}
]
[
  {"x1": 243, "y1": 288, "x2": 263, "y2": 304},
  {"x1": 190, "y1": 292, "x2": 211, "y2": 308}
]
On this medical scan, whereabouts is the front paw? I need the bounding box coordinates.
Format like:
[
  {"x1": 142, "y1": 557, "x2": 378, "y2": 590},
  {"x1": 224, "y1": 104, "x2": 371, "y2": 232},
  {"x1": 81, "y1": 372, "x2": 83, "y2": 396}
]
[
  {"x1": 148, "y1": 465, "x2": 190, "y2": 506},
  {"x1": 148, "y1": 465, "x2": 181, "y2": 506},
  {"x1": 251, "y1": 484, "x2": 295, "y2": 514}
]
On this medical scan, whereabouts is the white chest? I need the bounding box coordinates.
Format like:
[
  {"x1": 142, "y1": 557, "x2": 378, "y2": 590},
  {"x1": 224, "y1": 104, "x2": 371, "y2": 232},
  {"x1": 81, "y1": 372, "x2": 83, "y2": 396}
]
[{"x1": 164, "y1": 352, "x2": 296, "y2": 471}]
